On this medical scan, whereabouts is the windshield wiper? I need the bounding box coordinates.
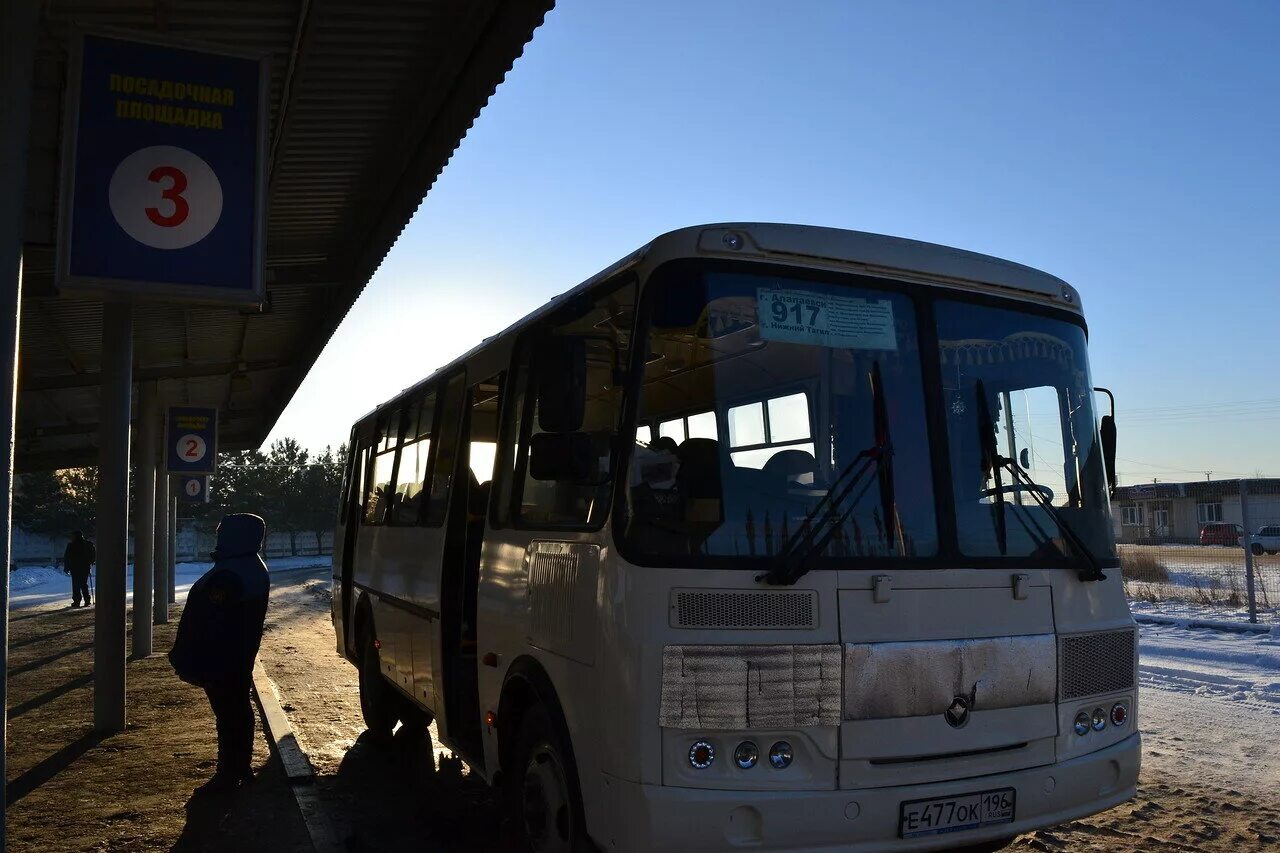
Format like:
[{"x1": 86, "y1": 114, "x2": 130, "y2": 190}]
[
  {"x1": 761, "y1": 362, "x2": 896, "y2": 586},
  {"x1": 974, "y1": 380, "x2": 1106, "y2": 583}
]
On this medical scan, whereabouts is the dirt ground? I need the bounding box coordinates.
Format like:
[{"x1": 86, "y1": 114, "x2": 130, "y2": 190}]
[
  {"x1": 260, "y1": 567, "x2": 1280, "y2": 853},
  {"x1": 5, "y1": 599, "x2": 312, "y2": 853}
]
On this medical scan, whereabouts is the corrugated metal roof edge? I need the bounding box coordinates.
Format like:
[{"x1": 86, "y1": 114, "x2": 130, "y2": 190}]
[{"x1": 251, "y1": 0, "x2": 555, "y2": 448}]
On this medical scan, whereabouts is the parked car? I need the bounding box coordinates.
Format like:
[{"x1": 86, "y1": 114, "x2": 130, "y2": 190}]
[
  {"x1": 1200, "y1": 522, "x2": 1243, "y2": 546},
  {"x1": 1250, "y1": 525, "x2": 1280, "y2": 556}
]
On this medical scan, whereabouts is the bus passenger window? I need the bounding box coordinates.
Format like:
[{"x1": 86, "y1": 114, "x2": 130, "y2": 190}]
[
  {"x1": 425, "y1": 373, "x2": 467, "y2": 525},
  {"x1": 391, "y1": 390, "x2": 436, "y2": 524},
  {"x1": 365, "y1": 443, "x2": 396, "y2": 524}
]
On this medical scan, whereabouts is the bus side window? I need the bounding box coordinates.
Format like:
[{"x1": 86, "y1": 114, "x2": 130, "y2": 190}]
[
  {"x1": 425, "y1": 373, "x2": 467, "y2": 525},
  {"x1": 391, "y1": 388, "x2": 437, "y2": 525},
  {"x1": 364, "y1": 409, "x2": 401, "y2": 525},
  {"x1": 350, "y1": 442, "x2": 369, "y2": 520}
]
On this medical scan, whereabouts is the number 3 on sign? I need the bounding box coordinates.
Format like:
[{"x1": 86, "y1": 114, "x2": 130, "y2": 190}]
[
  {"x1": 108, "y1": 145, "x2": 223, "y2": 250},
  {"x1": 177, "y1": 434, "x2": 207, "y2": 464},
  {"x1": 145, "y1": 166, "x2": 190, "y2": 227}
]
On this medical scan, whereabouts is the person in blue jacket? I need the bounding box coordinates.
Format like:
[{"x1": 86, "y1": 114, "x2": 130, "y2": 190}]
[{"x1": 169, "y1": 513, "x2": 271, "y2": 792}]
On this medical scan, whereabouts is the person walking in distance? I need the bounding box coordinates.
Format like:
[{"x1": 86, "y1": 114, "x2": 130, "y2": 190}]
[
  {"x1": 63, "y1": 530, "x2": 95, "y2": 607},
  {"x1": 168, "y1": 513, "x2": 271, "y2": 792}
]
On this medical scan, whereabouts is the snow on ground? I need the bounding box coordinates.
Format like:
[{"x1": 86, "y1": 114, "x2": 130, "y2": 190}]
[
  {"x1": 7, "y1": 554, "x2": 332, "y2": 611},
  {"x1": 1138, "y1": 620, "x2": 1280, "y2": 715}
]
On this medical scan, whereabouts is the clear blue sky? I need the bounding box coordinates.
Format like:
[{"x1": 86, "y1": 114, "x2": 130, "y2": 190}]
[{"x1": 268, "y1": 0, "x2": 1280, "y2": 484}]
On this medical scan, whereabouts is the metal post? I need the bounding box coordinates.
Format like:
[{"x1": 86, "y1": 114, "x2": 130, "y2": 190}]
[
  {"x1": 1, "y1": 0, "x2": 39, "y2": 841},
  {"x1": 168, "y1": 484, "x2": 177, "y2": 603},
  {"x1": 1240, "y1": 479, "x2": 1258, "y2": 624},
  {"x1": 154, "y1": 454, "x2": 169, "y2": 624},
  {"x1": 132, "y1": 382, "x2": 156, "y2": 653},
  {"x1": 94, "y1": 303, "x2": 133, "y2": 733}
]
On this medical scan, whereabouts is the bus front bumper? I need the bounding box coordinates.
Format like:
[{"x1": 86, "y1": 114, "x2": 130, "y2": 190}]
[{"x1": 596, "y1": 733, "x2": 1140, "y2": 852}]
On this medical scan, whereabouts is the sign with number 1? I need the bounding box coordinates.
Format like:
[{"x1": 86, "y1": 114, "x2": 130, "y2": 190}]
[
  {"x1": 56, "y1": 33, "x2": 267, "y2": 305},
  {"x1": 166, "y1": 406, "x2": 218, "y2": 474}
]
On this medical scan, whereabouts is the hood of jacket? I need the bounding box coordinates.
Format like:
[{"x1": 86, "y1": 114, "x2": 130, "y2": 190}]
[{"x1": 211, "y1": 513, "x2": 266, "y2": 560}]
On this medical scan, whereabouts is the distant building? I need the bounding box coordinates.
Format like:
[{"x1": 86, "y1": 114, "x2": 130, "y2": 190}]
[{"x1": 1112, "y1": 478, "x2": 1280, "y2": 544}]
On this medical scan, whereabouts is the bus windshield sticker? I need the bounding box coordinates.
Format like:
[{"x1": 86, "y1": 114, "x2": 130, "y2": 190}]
[{"x1": 756, "y1": 287, "x2": 898, "y2": 350}]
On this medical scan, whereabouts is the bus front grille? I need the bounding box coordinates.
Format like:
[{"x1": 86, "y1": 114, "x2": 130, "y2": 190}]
[
  {"x1": 670, "y1": 589, "x2": 818, "y2": 630},
  {"x1": 1058, "y1": 629, "x2": 1137, "y2": 700}
]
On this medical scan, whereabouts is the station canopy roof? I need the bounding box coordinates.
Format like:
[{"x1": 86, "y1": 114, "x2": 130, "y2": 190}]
[{"x1": 17, "y1": 0, "x2": 552, "y2": 471}]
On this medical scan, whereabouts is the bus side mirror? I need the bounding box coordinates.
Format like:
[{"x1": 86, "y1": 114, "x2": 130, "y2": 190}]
[
  {"x1": 529, "y1": 432, "x2": 601, "y2": 483},
  {"x1": 1094, "y1": 386, "x2": 1117, "y2": 497},
  {"x1": 537, "y1": 337, "x2": 586, "y2": 432},
  {"x1": 1100, "y1": 415, "x2": 1117, "y2": 496}
]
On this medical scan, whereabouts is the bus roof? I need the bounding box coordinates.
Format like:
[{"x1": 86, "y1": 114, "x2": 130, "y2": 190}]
[{"x1": 356, "y1": 223, "x2": 1080, "y2": 425}]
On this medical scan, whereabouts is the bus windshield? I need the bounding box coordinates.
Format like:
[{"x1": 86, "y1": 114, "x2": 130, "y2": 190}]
[
  {"x1": 937, "y1": 300, "x2": 1114, "y2": 562},
  {"x1": 622, "y1": 262, "x2": 939, "y2": 562},
  {"x1": 620, "y1": 261, "x2": 1115, "y2": 567}
]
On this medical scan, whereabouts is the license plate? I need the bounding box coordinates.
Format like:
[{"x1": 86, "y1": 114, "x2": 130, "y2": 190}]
[{"x1": 899, "y1": 787, "x2": 1016, "y2": 839}]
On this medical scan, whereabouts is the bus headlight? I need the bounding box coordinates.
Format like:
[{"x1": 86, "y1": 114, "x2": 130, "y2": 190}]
[
  {"x1": 688, "y1": 740, "x2": 715, "y2": 769},
  {"x1": 768, "y1": 741, "x2": 793, "y2": 769},
  {"x1": 1073, "y1": 711, "x2": 1091, "y2": 736},
  {"x1": 1091, "y1": 708, "x2": 1107, "y2": 732},
  {"x1": 1111, "y1": 702, "x2": 1129, "y2": 727},
  {"x1": 734, "y1": 741, "x2": 758, "y2": 769}
]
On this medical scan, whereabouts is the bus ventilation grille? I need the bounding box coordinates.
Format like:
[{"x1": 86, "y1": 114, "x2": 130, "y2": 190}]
[
  {"x1": 671, "y1": 589, "x2": 818, "y2": 630},
  {"x1": 1058, "y1": 629, "x2": 1136, "y2": 700}
]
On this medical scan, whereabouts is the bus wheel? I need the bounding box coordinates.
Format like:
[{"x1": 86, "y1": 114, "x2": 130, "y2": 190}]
[
  {"x1": 512, "y1": 705, "x2": 589, "y2": 853},
  {"x1": 358, "y1": 634, "x2": 397, "y2": 742}
]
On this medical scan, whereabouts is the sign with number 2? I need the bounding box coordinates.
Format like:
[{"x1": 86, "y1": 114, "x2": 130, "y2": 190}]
[{"x1": 166, "y1": 406, "x2": 217, "y2": 473}]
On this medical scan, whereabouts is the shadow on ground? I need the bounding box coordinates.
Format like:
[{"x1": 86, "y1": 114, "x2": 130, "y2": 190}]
[{"x1": 324, "y1": 726, "x2": 517, "y2": 852}]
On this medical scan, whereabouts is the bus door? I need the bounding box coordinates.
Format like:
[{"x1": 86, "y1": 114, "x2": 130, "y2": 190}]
[
  {"x1": 336, "y1": 427, "x2": 369, "y2": 657},
  {"x1": 439, "y1": 373, "x2": 504, "y2": 763}
]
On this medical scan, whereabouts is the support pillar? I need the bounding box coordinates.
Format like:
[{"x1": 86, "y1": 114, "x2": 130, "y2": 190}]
[
  {"x1": 132, "y1": 382, "x2": 156, "y2": 653},
  {"x1": 154, "y1": 457, "x2": 169, "y2": 624},
  {"x1": 94, "y1": 303, "x2": 132, "y2": 733},
  {"x1": 0, "y1": 0, "x2": 40, "y2": 840},
  {"x1": 168, "y1": 485, "x2": 177, "y2": 603}
]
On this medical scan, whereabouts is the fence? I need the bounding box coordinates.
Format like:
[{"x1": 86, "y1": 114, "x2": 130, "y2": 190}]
[
  {"x1": 11, "y1": 525, "x2": 334, "y2": 567},
  {"x1": 1114, "y1": 478, "x2": 1279, "y2": 624}
]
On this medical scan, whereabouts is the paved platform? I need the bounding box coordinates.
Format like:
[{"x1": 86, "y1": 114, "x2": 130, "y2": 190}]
[{"x1": 4, "y1": 601, "x2": 314, "y2": 852}]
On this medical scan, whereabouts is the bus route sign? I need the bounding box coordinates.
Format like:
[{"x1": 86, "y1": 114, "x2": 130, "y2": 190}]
[
  {"x1": 56, "y1": 32, "x2": 268, "y2": 305},
  {"x1": 167, "y1": 406, "x2": 218, "y2": 474}
]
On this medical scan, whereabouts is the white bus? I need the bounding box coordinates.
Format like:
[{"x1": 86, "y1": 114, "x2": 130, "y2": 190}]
[{"x1": 332, "y1": 224, "x2": 1138, "y2": 852}]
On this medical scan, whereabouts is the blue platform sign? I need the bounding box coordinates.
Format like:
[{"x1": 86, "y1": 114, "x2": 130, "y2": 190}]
[
  {"x1": 180, "y1": 475, "x2": 211, "y2": 504},
  {"x1": 167, "y1": 407, "x2": 218, "y2": 474},
  {"x1": 56, "y1": 33, "x2": 267, "y2": 305}
]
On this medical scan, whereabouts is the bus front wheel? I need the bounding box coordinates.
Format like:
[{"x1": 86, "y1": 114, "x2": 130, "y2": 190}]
[{"x1": 510, "y1": 704, "x2": 591, "y2": 853}]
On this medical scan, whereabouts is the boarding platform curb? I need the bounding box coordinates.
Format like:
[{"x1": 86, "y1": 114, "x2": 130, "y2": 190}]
[{"x1": 252, "y1": 660, "x2": 342, "y2": 853}]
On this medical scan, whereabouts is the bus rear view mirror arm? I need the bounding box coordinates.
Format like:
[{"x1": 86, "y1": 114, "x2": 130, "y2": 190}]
[{"x1": 536, "y1": 336, "x2": 587, "y2": 432}]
